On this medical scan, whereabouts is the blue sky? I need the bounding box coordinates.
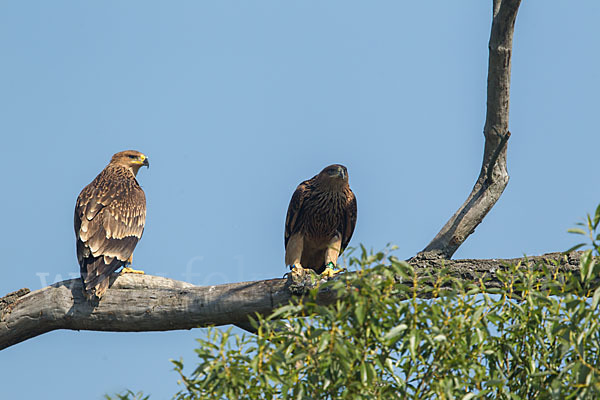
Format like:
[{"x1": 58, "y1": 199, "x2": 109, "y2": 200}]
[{"x1": 1, "y1": 1, "x2": 599, "y2": 398}]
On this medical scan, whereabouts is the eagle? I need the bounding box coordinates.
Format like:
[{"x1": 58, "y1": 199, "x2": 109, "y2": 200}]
[
  {"x1": 74, "y1": 150, "x2": 149, "y2": 299},
  {"x1": 284, "y1": 164, "x2": 357, "y2": 277}
]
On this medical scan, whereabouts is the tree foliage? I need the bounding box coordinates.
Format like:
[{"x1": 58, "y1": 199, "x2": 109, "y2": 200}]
[{"x1": 111, "y1": 206, "x2": 600, "y2": 399}]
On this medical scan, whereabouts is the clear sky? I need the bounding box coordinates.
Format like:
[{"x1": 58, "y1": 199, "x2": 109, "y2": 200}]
[{"x1": 1, "y1": 1, "x2": 599, "y2": 398}]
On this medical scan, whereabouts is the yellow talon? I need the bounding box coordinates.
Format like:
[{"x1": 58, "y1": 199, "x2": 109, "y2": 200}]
[
  {"x1": 290, "y1": 264, "x2": 305, "y2": 280},
  {"x1": 291, "y1": 264, "x2": 303, "y2": 273},
  {"x1": 321, "y1": 264, "x2": 345, "y2": 279},
  {"x1": 121, "y1": 266, "x2": 145, "y2": 275}
]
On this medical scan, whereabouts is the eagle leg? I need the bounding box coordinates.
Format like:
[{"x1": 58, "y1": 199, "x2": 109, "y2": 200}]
[
  {"x1": 321, "y1": 235, "x2": 345, "y2": 278},
  {"x1": 120, "y1": 254, "x2": 145, "y2": 275},
  {"x1": 285, "y1": 234, "x2": 304, "y2": 270}
]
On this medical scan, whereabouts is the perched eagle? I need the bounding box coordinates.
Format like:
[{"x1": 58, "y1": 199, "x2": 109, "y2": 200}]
[
  {"x1": 284, "y1": 164, "x2": 357, "y2": 277},
  {"x1": 74, "y1": 150, "x2": 149, "y2": 299}
]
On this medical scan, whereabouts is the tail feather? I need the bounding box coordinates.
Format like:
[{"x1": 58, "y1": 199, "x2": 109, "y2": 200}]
[{"x1": 81, "y1": 256, "x2": 124, "y2": 300}]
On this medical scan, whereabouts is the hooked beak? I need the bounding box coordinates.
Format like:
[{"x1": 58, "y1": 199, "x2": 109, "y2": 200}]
[
  {"x1": 143, "y1": 157, "x2": 150, "y2": 168},
  {"x1": 327, "y1": 166, "x2": 346, "y2": 179}
]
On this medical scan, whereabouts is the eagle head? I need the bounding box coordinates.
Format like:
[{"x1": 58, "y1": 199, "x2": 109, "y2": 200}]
[
  {"x1": 317, "y1": 164, "x2": 349, "y2": 188},
  {"x1": 110, "y1": 150, "x2": 150, "y2": 176}
]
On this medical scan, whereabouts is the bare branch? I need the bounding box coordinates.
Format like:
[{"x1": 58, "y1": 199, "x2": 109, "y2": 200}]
[
  {"x1": 0, "y1": 251, "x2": 584, "y2": 351},
  {"x1": 421, "y1": 0, "x2": 521, "y2": 259}
]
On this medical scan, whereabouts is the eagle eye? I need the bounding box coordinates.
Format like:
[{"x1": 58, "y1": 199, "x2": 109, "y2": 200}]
[{"x1": 128, "y1": 155, "x2": 137, "y2": 159}]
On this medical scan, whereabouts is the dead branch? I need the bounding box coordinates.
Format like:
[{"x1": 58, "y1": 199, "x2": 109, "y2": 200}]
[{"x1": 421, "y1": 0, "x2": 521, "y2": 259}]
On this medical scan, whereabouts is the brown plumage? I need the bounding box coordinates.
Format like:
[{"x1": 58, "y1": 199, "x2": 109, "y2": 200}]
[
  {"x1": 74, "y1": 150, "x2": 149, "y2": 299},
  {"x1": 284, "y1": 164, "x2": 357, "y2": 274}
]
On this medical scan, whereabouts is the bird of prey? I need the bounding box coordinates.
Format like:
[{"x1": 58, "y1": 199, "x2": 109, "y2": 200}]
[
  {"x1": 284, "y1": 164, "x2": 357, "y2": 277},
  {"x1": 74, "y1": 150, "x2": 149, "y2": 299}
]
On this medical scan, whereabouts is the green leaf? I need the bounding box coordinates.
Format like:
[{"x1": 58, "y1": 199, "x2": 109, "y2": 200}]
[
  {"x1": 578, "y1": 249, "x2": 592, "y2": 282},
  {"x1": 355, "y1": 301, "x2": 366, "y2": 325},
  {"x1": 594, "y1": 203, "x2": 600, "y2": 229},
  {"x1": 433, "y1": 334, "x2": 446, "y2": 342},
  {"x1": 360, "y1": 362, "x2": 368, "y2": 385},
  {"x1": 593, "y1": 286, "x2": 600, "y2": 309},
  {"x1": 408, "y1": 332, "x2": 417, "y2": 358},
  {"x1": 383, "y1": 324, "x2": 408, "y2": 343},
  {"x1": 564, "y1": 243, "x2": 586, "y2": 253}
]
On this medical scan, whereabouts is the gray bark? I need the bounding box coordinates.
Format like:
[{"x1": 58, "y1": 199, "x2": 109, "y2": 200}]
[
  {"x1": 0, "y1": 252, "x2": 584, "y2": 351},
  {"x1": 421, "y1": 0, "x2": 521, "y2": 259}
]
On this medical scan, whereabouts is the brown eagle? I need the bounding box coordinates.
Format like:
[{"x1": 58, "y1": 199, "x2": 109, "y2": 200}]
[
  {"x1": 74, "y1": 150, "x2": 149, "y2": 299},
  {"x1": 284, "y1": 164, "x2": 357, "y2": 277}
]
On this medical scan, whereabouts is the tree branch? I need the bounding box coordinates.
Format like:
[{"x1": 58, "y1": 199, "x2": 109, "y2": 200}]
[
  {"x1": 0, "y1": 251, "x2": 584, "y2": 351},
  {"x1": 421, "y1": 0, "x2": 521, "y2": 259},
  {"x1": 0, "y1": 0, "x2": 536, "y2": 353}
]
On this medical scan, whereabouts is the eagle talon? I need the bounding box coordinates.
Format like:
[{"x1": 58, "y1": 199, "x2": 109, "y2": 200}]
[
  {"x1": 290, "y1": 264, "x2": 306, "y2": 280},
  {"x1": 321, "y1": 265, "x2": 345, "y2": 279},
  {"x1": 290, "y1": 264, "x2": 303, "y2": 273},
  {"x1": 287, "y1": 264, "x2": 313, "y2": 293},
  {"x1": 121, "y1": 266, "x2": 145, "y2": 275}
]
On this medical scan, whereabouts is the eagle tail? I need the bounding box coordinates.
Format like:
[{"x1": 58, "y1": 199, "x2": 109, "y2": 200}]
[{"x1": 81, "y1": 256, "x2": 124, "y2": 299}]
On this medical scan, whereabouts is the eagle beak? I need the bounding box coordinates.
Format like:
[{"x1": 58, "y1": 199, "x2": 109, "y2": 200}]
[{"x1": 143, "y1": 157, "x2": 150, "y2": 168}]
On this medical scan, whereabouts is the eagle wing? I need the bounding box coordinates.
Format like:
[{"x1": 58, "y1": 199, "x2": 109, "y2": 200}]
[
  {"x1": 341, "y1": 191, "x2": 357, "y2": 252},
  {"x1": 284, "y1": 179, "x2": 313, "y2": 248},
  {"x1": 75, "y1": 176, "x2": 146, "y2": 297}
]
